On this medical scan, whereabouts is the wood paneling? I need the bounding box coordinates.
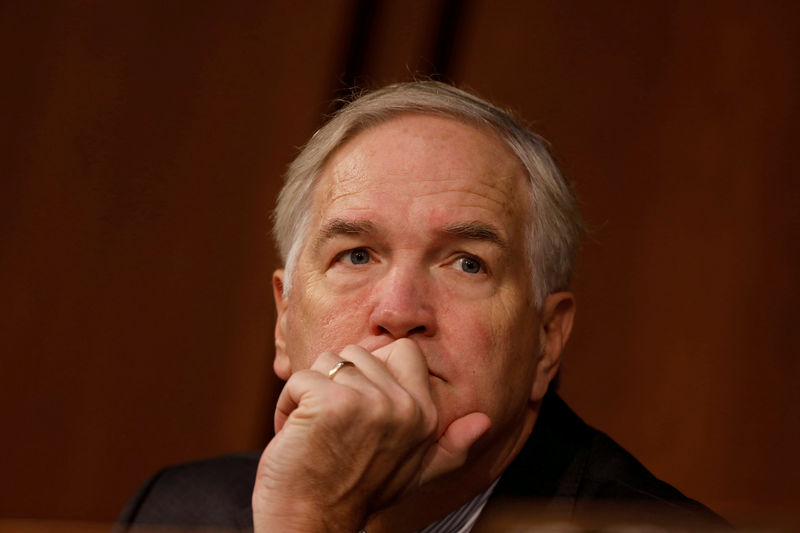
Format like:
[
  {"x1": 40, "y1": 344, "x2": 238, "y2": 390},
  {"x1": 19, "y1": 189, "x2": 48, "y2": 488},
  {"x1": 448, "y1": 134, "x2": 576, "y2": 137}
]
[{"x1": 0, "y1": 1, "x2": 355, "y2": 520}]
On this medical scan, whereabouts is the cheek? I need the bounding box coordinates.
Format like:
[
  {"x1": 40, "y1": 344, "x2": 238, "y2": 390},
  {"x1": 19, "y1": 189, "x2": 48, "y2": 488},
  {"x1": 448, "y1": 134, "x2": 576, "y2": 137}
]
[
  {"x1": 438, "y1": 298, "x2": 538, "y2": 407},
  {"x1": 443, "y1": 297, "x2": 531, "y2": 366},
  {"x1": 286, "y1": 284, "x2": 374, "y2": 369},
  {"x1": 436, "y1": 308, "x2": 500, "y2": 400}
]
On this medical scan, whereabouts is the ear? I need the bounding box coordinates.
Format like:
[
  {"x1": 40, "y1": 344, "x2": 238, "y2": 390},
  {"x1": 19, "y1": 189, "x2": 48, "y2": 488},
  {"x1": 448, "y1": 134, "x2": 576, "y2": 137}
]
[
  {"x1": 530, "y1": 292, "x2": 576, "y2": 402},
  {"x1": 272, "y1": 269, "x2": 291, "y2": 380}
]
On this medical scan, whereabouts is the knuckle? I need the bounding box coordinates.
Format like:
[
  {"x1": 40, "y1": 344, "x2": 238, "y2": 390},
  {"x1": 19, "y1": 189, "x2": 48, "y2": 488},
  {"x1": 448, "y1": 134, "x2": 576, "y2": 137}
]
[
  {"x1": 363, "y1": 387, "x2": 393, "y2": 418},
  {"x1": 419, "y1": 402, "x2": 438, "y2": 436},
  {"x1": 324, "y1": 386, "x2": 361, "y2": 416},
  {"x1": 424, "y1": 411, "x2": 438, "y2": 437},
  {"x1": 392, "y1": 392, "x2": 437, "y2": 440},
  {"x1": 393, "y1": 391, "x2": 419, "y2": 423}
]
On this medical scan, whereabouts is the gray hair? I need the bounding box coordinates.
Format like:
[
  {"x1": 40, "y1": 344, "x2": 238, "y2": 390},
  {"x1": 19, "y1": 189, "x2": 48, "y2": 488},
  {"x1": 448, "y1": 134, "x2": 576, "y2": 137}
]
[{"x1": 272, "y1": 81, "x2": 582, "y2": 308}]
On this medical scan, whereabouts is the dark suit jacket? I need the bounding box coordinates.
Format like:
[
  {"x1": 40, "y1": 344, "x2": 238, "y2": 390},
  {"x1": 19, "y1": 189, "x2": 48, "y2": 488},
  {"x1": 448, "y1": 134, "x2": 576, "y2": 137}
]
[{"x1": 117, "y1": 393, "x2": 727, "y2": 531}]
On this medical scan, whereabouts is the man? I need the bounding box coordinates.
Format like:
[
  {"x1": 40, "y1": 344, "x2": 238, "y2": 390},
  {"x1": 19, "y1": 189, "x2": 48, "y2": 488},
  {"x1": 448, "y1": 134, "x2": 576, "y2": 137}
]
[{"x1": 119, "y1": 82, "x2": 725, "y2": 531}]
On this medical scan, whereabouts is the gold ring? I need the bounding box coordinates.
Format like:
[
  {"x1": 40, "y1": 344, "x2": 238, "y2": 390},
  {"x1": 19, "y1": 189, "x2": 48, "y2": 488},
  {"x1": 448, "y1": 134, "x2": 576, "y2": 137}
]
[{"x1": 328, "y1": 360, "x2": 355, "y2": 380}]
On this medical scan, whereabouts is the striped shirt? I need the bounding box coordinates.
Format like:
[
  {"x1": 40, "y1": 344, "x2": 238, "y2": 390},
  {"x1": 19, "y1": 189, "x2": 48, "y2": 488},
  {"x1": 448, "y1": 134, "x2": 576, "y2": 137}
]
[{"x1": 417, "y1": 478, "x2": 499, "y2": 533}]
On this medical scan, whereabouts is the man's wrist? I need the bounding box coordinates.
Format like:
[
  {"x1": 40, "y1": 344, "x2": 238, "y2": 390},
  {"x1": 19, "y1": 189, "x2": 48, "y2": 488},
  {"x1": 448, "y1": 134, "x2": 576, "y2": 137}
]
[{"x1": 253, "y1": 495, "x2": 367, "y2": 533}]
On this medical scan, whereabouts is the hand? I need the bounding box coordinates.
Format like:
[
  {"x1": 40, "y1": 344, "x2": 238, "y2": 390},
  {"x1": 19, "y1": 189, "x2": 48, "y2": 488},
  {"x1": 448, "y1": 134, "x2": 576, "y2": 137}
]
[{"x1": 252, "y1": 338, "x2": 490, "y2": 533}]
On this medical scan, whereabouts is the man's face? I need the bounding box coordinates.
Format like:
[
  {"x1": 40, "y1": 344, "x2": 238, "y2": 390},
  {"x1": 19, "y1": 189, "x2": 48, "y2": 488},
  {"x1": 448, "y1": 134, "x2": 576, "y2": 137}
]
[{"x1": 274, "y1": 114, "x2": 564, "y2": 448}]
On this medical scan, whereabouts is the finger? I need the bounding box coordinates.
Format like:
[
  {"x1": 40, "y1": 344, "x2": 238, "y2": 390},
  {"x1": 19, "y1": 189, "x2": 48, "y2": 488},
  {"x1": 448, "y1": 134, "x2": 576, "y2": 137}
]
[
  {"x1": 309, "y1": 348, "x2": 396, "y2": 398},
  {"x1": 371, "y1": 340, "x2": 437, "y2": 440},
  {"x1": 372, "y1": 338, "x2": 432, "y2": 401},
  {"x1": 310, "y1": 351, "x2": 362, "y2": 382},
  {"x1": 419, "y1": 411, "x2": 491, "y2": 484},
  {"x1": 273, "y1": 369, "x2": 333, "y2": 433},
  {"x1": 313, "y1": 345, "x2": 412, "y2": 397}
]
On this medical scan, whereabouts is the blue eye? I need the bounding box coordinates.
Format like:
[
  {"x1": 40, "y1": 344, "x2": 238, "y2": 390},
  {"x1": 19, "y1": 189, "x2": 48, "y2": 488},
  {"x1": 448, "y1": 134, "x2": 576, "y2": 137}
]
[
  {"x1": 457, "y1": 256, "x2": 483, "y2": 274},
  {"x1": 342, "y1": 248, "x2": 371, "y2": 265}
]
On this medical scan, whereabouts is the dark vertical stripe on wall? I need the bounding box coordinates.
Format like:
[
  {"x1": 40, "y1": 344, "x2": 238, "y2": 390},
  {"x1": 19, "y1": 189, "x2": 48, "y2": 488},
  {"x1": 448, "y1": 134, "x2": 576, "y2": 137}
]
[
  {"x1": 429, "y1": 0, "x2": 470, "y2": 80},
  {"x1": 331, "y1": 0, "x2": 470, "y2": 108},
  {"x1": 333, "y1": 0, "x2": 381, "y2": 109}
]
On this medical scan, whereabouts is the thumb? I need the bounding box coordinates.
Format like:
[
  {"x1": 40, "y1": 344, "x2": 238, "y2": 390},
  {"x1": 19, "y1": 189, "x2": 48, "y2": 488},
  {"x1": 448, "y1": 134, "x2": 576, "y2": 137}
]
[{"x1": 419, "y1": 412, "x2": 491, "y2": 484}]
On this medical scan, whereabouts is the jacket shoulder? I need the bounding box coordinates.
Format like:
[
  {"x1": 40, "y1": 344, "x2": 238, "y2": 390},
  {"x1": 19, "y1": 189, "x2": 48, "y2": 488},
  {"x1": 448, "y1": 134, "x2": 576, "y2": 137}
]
[
  {"x1": 117, "y1": 451, "x2": 260, "y2": 530},
  {"x1": 493, "y1": 394, "x2": 729, "y2": 527},
  {"x1": 577, "y1": 431, "x2": 728, "y2": 525}
]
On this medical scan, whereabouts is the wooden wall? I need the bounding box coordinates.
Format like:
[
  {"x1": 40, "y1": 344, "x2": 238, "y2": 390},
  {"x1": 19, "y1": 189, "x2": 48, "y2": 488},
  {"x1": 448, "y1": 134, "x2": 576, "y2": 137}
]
[{"x1": 1, "y1": 1, "x2": 797, "y2": 526}]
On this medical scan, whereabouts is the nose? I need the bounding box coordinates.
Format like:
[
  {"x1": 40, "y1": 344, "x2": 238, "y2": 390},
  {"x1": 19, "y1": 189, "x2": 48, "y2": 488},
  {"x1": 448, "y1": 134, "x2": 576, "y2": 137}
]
[{"x1": 368, "y1": 264, "x2": 436, "y2": 340}]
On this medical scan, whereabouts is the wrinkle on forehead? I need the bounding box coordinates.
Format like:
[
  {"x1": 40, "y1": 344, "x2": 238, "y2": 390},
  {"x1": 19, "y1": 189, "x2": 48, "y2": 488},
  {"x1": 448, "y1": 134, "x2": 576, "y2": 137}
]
[
  {"x1": 313, "y1": 114, "x2": 530, "y2": 232},
  {"x1": 323, "y1": 160, "x2": 525, "y2": 212}
]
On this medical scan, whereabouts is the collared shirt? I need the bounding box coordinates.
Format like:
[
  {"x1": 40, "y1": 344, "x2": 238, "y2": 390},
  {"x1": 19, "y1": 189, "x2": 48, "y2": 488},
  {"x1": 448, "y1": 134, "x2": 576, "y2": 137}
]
[
  {"x1": 359, "y1": 479, "x2": 498, "y2": 533},
  {"x1": 417, "y1": 478, "x2": 499, "y2": 533}
]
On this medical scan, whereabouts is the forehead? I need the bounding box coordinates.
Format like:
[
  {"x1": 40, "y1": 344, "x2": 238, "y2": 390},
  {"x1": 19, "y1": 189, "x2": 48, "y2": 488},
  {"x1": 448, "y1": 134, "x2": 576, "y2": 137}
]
[{"x1": 311, "y1": 114, "x2": 529, "y2": 233}]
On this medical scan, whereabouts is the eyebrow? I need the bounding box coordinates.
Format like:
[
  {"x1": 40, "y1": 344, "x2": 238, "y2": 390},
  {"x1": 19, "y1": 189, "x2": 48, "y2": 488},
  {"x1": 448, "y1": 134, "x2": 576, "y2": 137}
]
[
  {"x1": 440, "y1": 221, "x2": 508, "y2": 249},
  {"x1": 313, "y1": 218, "x2": 376, "y2": 253},
  {"x1": 312, "y1": 218, "x2": 508, "y2": 252}
]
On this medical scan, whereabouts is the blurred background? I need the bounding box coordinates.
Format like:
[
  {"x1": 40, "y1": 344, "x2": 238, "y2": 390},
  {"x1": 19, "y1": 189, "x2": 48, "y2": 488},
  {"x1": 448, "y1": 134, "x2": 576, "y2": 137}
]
[{"x1": 1, "y1": 0, "x2": 798, "y2": 528}]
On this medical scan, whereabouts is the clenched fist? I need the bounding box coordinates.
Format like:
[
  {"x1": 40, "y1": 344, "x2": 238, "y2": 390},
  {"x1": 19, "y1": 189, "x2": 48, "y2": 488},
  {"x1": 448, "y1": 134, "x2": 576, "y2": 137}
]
[{"x1": 252, "y1": 338, "x2": 490, "y2": 533}]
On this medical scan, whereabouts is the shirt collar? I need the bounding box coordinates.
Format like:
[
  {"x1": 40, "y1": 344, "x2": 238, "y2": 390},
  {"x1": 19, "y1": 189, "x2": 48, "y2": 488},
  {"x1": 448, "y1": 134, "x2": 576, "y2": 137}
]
[{"x1": 416, "y1": 478, "x2": 500, "y2": 533}]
